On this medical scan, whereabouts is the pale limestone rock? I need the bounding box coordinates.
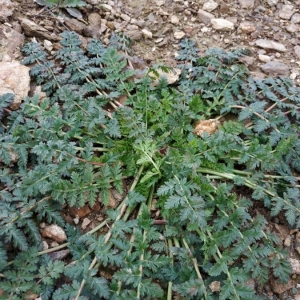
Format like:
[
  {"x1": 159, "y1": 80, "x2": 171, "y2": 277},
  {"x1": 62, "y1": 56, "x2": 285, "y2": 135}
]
[
  {"x1": 267, "y1": 0, "x2": 278, "y2": 5},
  {"x1": 286, "y1": 23, "x2": 299, "y2": 33},
  {"x1": 0, "y1": 61, "x2": 30, "y2": 110},
  {"x1": 202, "y1": 1, "x2": 218, "y2": 12},
  {"x1": 211, "y1": 18, "x2": 234, "y2": 31},
  {"x1": 239, "y1": 21, "x2": 256, "y2": 33},
  {"x1": 41, "y1": 225, "x2": 67, "y2": 243},
  {"x1": 0, "y1": 0, "x2": 15, "y2": 22},
  {"x1": 290, "y1": 258, "x2": 300, "y2": 274},
  {"x1": 278, "y1": 5, "x2": 295, "y2": 20},
  {"x1": 142, "y1": 28, "x2": 153, "y2": 39},
  {"x1": 258, "y1": 54, "x2": 271, "y2": 62},
  {"x1": 294, "y1": 45, "x2": 300, "y2": 59},
  {"x1": 171, "y1": 15, "x2": 179, "y2": 24},
  {"x1": 174, "y1": 31, "x2": 186, "y2": 39},
  {"x1": 291, "y1": 13, "x2": 300, "y2": 24},
  {"x1": 255, "y1": 39, "x2": 287, "y2": 52},
  {"x1": 238, "y1": 0, "x2": 255, "y2": 8}
]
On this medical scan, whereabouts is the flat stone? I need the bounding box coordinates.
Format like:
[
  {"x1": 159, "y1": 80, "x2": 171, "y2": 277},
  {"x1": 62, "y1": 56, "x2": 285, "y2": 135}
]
[
  {"x1": 294, "y1": 45, "x2": 300, "y2": 59},
  {"x1": 20, "y1": 18, "x2": 59, "y2": 41},
  {"x1": 238, "y1": 0, "x2": 255, "y2": 8},
  {"x1": 211, "y1": 18, "x2": 234, "y2": 31},
  {"x1": 286, "y1": 23, "x2": 299, "y2": 33},
  {"x1": 65, "y1": 18, "x2": 86, "y2": 34},
  {"x1": 202, "y1": 1, "x2": 218, "y2": 12},
  {"x1": 260, "y1": 61, "x2": 289, "y2": 76},
  {"x1": 239, "y1": 21, "x2": 256, "y2": 33},
  {"x1": 41, "y1": 224, "x2": 67, "y2": 243},
  {"x1": 291, "y1": 13, "x2": 300, "y2": 24},
  {"x1": 198, "y1": 9, "x2": 214, "y2": 25},
  {"x1": 141, "y1": 28, "x2": 152, "y2": 39},
  {"x1": 120, "y1": 13, "x2": 131, "y2": 22},
  {"x1": 0, "y1": 0, "x2": 15, "y2": 22},
  {"x1": 267, "y1": 0, "x2": 278, "y2": 5},
  {"x1": 0, "y1": 61, "x2": 30, "y2": 110},
  {"x1": 258, "y1": 54, "x2": 271, "y2": 62},
  {"x1": 125, "y1": 29, "x2": 143, "y2": 40},
  {"x1": 174, "y1": 31, "x2": 186, "y2": 39},
  {"x1": 170, "y1": 15, "x2": 179, "y2": 24},
  {"x1": 278, "y1": 5, "x2": 295, "y2": 20},
  {"x1": 255, "y1": 39, "x2": 287, "y2": 52},
  {"x1": 81, "y1": 218, "x2": 91, "y2": 230}
]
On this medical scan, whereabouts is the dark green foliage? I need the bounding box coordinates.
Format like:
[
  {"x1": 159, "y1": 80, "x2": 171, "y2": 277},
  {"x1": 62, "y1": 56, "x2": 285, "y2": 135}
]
[{"x1": 0, "y1": 31, "x2": 299, "y2": 299}]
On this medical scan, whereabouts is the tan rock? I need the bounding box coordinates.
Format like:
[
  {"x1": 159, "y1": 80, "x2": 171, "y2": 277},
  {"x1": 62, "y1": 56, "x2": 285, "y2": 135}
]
[
  {"x1": 0, "y1": 61, "x2": 30, "y2": 110},
  {"x1": 41, "y1": 224, "x2": 67, "y2": 243},
  {"x1": 290, "y1": 258, "x2": 300, "y2": 274},
  {"x1": 211, "y1": 19, "x2": 234, "y2": 31},
  {"x1": 198, "y1": 9, "x2": 214, "y2": 25},
  {"x1": 239, "y1": 21, "x2": 256, "y2": 33},
  {"x1": 194, "y1": 119, "x2": 220, "y2": 137}
]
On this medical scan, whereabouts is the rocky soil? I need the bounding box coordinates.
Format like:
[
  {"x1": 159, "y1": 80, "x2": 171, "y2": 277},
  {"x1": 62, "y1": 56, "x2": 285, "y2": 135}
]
[{"x1": 1, "y1": 0, "x2": 300, "y2": 298}]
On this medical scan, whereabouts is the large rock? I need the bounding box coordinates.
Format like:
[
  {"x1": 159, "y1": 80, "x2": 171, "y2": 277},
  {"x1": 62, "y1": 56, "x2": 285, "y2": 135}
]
[
  {"x1": 278, "y1": 5, "x2": 295, "y2": 20},
  {"x1": 0, "y1": 61, "x2": 30, "y2": 110},
  {"x1": 0, "y1": 0, "x2": 15, "y2": 22},
  {"x1": 20, "y1": 18, "x2": 59, "y2": 41},
  {"x1": 260, "y1": 61, "x2": 289, "y2": 76},
  {"x1": 255, "y1": 39, "x2": 287, "y2": 52},
  {"x1": 211, "y1": 19, "x2": 234, "y2": 31},
  {"x1": 0, "y1": 24, "x2": 24, "y2": 60}
]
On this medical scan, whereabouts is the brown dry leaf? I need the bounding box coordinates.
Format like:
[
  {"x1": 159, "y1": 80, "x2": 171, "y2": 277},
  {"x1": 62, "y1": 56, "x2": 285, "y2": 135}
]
[{"x1": 193, "y1": 119, "x2": 220, "y2": 137}]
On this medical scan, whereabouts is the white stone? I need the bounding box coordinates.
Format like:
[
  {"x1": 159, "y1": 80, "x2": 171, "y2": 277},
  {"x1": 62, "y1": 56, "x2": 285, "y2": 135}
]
[
  {"x1": 120, "y1": 13, "x2": 130, "y2": 22},
  {"x1": 278, "y1": 5, "x2": 295, "y2": 20},
  {"x1": 171, "y1": 15, "x2": 180, "y2": 24},
  {"x1": 291, "y1": 13, "x2": 300, "y2": 24},
  {"x1": 174, "y1": 31, "x2": 186, "y2": 39},
  {"x1": 0, "y1": 61, "x2": 30, "y2": 110},
  {"x1": 255, "y1": 39, "x2": 287, "y2": 52},
  {"x1": 211, "y1": 18, "x2": 234, "y2": 31},
  {"x1": 100, "y1": 4, "x2": 112, "y2": 11},
  {"x1": 286, "y1": 23, "x2": 299, "y2": 33},
  {"x1": 0, "y1": 0, "x2": 14, "y2": 21},
  {"x1": 141, "y1": 28, "x2": 153, "y2": 39},
  {"x1": 267, "y1": 0, "x2": 278, "y2": 5},
  {"x1": 258, "y1": 54, "x2": 271, "y2": 62},
  {"x1": 202, "y1": 1, "x2": 218, "y2": 12},
  {"x1": 238, "y1": 0, "x2": 255, "y2": 8}
]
